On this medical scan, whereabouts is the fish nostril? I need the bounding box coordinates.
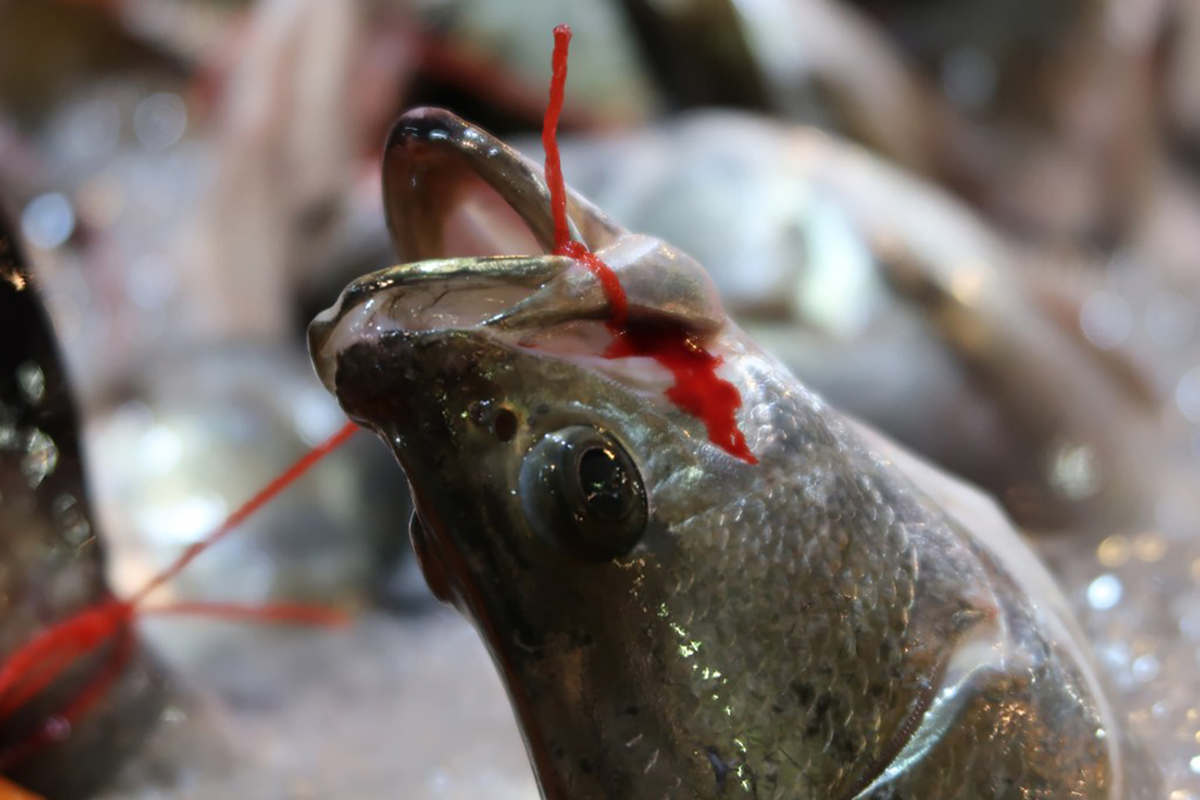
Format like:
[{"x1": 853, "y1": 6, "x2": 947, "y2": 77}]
[{"x1": 493, "y1": 408, "x2": 519, "y2": 441}]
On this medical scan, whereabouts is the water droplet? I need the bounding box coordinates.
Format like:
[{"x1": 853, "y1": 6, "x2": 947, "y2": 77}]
[
  {"x1": 138, "y1": 425, "x2": 182, "y2": 475},
  {"x1": 161, "y1": 706, "x2": 186, "y2": 725},
  {"x1": 1087, "y1": 574, "x2": 1123, "y2": 610},
  {"x1": 1097, "y1": 535, "x2": 1131, "y2": 567},
  {"x1": 52, "y1": 96, "x2": 121, "y2": 164},
  {"x1": 133, "y1": 93, "x2": 187, "y2": 152},
  {"x1": 42, "y1": 716, "x2": 71, "y2": 741},
  {"x1": 21, "y1": 193, "x2": 75, "y2": 250},
  {"x1": 135, "y1": 491, "x2": 226, "y2": 544},
  {"x1": 16, "y1": 361, "x2": 44, "y2": 405},
  {"x1": 1080, "y1": 290, "x2": 1134, "y2": 350},
  {"x1": 21, "y1": 428, "x2": 58, "y2": 487},
  {"x1": 76, "y1": 172, "x2": 126, "y2": 229},
  {"x1": 51, "y1": 493, "x2": 90, "y2": 545},
  {"x1": 426, "y1": 766, "x2": 454, "y2": 794},
  {"x1": 0, "y1": 419, "x2": 17, "y2": 450}
]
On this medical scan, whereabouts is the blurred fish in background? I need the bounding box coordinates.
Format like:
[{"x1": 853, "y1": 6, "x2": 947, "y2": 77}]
[
  {"x1": 0, "y1": 200, "x2": 171, "y2": 798},
  {"x1": 0, "y1": 0, "x2": 1199, "y2": 798}
]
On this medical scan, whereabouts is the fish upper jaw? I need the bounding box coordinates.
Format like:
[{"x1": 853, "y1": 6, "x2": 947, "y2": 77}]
[
  {"x1": 307, "y1": 254, "x2": 572, "y2": 396},
  {"x1": 308, "y1": 233, "x2": 734, "y2": 402}
]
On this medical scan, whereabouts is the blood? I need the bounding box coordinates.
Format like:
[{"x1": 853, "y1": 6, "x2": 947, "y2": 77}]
[
  {"x1": 606, "y1": 326, "x2": 756, "y2": 463},
  {"x1": 542, "y1": 25, "x2": 757, "y2": 464},
  {"x1": 0, "y1": 421, "x2": 359, "y2": 768}
]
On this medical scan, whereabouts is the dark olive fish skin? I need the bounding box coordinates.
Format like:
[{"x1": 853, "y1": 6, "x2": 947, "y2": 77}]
[
  {"x1": 321, "y1": 320, "x2": 1121, "y2": 799},
  {"x1": 0, "y1": 205, "x2": 166, "y2": 797},
  {"x1": 311, "y1": 109, "x2": 1145, "y2": 799}
]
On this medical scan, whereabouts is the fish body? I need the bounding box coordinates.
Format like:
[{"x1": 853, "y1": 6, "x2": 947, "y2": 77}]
[{"x1": 311, "y1": 109, "x2": 1148, "y2": 799}]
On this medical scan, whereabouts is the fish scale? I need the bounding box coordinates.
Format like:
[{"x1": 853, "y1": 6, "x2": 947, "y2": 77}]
[{"x1": 661, "y1": 450, "x2": 926, "y2": 796}]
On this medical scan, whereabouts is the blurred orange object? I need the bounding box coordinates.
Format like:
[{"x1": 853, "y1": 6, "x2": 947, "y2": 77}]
[{"x1": 0, "y1": 777, "x2": 42, "y2": 800}]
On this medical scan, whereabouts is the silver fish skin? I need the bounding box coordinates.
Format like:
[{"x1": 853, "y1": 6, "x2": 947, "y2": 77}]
[{"x1": 309, "y1": 109, "x2": 1143, "y2": 799}]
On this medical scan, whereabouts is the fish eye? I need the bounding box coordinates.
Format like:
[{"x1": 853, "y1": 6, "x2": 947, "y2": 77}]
[{"x1": 518, "y1": 426, "x2": 648, "y2": 561}]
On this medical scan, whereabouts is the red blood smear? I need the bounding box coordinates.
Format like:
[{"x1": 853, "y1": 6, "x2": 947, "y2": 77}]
[
  {"x1": 606, "y1": 326, "x2": 757, "y2": 464},
  {"x1": 0, "y1": 422, "x2": 360, "y2": 767},
  {"x1": 542, "y1": 25, "x2": 755, "y2": 464}
]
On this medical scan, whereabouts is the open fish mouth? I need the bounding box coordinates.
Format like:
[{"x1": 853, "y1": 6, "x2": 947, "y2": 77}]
[{"x1": 309, "y1": 106, "x2": 731, "y2": 401}]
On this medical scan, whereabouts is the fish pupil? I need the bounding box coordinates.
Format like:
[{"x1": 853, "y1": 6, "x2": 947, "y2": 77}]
[{"x1": 578, "y1": 446, "x2": 634, "y2": 521}]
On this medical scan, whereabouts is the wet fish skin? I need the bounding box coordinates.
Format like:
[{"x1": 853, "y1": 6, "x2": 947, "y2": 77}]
[
  {"x1": 310, "y1": 109, "x2": 1138, "y2": 798},
  {"x1": 326, "y1": 321, "x2": 1119, "y2": 799}
]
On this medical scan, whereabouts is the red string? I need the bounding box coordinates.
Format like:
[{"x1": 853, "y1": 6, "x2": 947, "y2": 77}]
[
  {"x1": 132, "y1": 421, "x2": 359, "y2": 603},
  {"x1": 543, "y1": 25, "x2": 574, "y2": 252},
  {"x1": 0, "y1": 421, "x2": 360, "y2": 766},
  {"x1": 542, "y1": 25, "x2": 629, "y2": 325}
]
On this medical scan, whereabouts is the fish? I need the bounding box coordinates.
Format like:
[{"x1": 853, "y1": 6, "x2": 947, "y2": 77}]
[
  {"x1": 0, "y1": 203, "x2": 168, "y2": 798},
  {"x1": 309, "y1": 107, "x2": 1157, "y2": 798}
]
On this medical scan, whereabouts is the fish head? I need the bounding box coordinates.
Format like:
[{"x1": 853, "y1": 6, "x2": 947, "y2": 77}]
[{"x1": 310, "y1": 109, "x2": 1128, "y2": 799}]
